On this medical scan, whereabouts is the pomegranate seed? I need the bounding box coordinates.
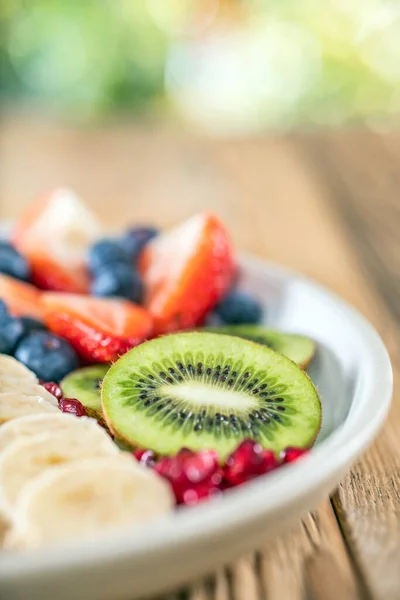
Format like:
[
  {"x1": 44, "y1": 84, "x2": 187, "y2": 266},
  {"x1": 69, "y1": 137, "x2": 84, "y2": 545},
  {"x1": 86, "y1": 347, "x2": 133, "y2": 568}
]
[
  {"x1": 263, "y1": 450, "x2": 279, "y2": 470},
  {"x1": 223, "y1": 440, "x2": 278, "y2": 486},
  {"x1": 280, "y1": 447, "x2": 308, "y2": 464},
  {"x1": 182, "y1": 481, "x2": 221, "y2": 506},
  {"x1": 155, "y1": 448, "x2": 220, "y2": 504},
  {"x1": 133, "y1": 448, "x2": 156, "y2": 468},
  {"x1": 180, "y1": 448, "x2": 219, "y2": 484},
  {"x1": 41, "y1": 381, "x2": 63, "y2": 400},
  {"x1": 59, "y1": 397, "x2": 87, "y2": 417}
]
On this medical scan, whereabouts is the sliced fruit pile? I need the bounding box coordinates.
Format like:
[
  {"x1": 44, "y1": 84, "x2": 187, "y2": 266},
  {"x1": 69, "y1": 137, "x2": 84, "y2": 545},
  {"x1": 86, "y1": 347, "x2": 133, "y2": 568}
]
[
  {"x1": 0, "y1": 187, "x2": 316, "y2": 382},
  {"x1": 0, "y1": 188, "x2": 321, "y2": 550},
  {"x1": 0, "y1": 188, "x2": 246, "y2": 376},
  {"x1": 0, "y1": 356, "x2": 173, "y2": 550}
]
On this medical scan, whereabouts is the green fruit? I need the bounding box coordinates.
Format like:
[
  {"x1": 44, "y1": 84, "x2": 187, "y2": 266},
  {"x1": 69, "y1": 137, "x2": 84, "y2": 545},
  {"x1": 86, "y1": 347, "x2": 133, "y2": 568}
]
[
  {"x1": 61, "y1": 365, "x2": 110, "y2": 419},
  {"x1": 203, "y1": 326, "x2": 315, "y2": 369},
  {"x1": 102, "y1": 332, "x2": 321, "y2": 460}
]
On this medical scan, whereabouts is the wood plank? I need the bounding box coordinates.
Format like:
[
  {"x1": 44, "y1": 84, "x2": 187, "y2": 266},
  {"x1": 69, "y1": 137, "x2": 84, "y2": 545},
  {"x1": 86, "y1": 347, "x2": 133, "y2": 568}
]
[
  {"x1": 213, "y1": 570, "x2": 231, "y2": 600},
  {"x1": 300, "y1": 132, "x2": 400, "y2": 325},
  {"x1": 296, "y1": 133, "x2": 400, "y2": 600},
  {"x1": 229, "y1": 555, "x2": 262, "y2": 600}
]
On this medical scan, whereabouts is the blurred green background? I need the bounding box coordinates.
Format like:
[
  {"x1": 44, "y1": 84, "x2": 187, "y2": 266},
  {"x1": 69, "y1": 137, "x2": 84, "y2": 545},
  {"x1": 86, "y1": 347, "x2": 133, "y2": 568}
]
[{"x1": 1, "y1": 0, "x2": 399, "y2": 134}]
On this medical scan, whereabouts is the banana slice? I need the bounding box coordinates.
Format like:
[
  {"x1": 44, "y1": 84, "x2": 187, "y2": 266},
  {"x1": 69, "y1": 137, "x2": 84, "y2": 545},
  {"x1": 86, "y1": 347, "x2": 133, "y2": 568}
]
[
  {"x1": 0, "y1": 355, "x2": 38, "y2": 383},
  {"x1": 0, "y1": 354, "x2": 58, "y2": 407},
  {"x1": 0, "y1": 382, "x2": 58, "y2": 407},
  {"x1": 32, "y1": 384, "x2": 59, "y2": 407},
  {"x1": 5, "y1": 455, "x2": 174, "y2": 550},
  {"x1": 0, "y1": 413, "x2": 100, "y2": 453},
  {"x1": 0, "y1": 511, "x2": 9, "y2": 546},
  {"x1": 0, "y1": 423, "x2": 119, "y2": 517},
  {"x1": 0, "y1": 393, "x2": 58, "y2": 426}
]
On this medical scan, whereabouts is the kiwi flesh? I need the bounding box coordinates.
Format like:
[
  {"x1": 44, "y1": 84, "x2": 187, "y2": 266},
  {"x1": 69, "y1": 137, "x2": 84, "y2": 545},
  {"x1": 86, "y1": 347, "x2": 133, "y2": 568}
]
[
  {"x1": 203, "y1": 325, "x2": 315, "y2": 369},
  {"x1": 61, "y1": 364, "x2": 110, "y2": 420},
  {"x1": 102, "y1": 332, "x2": 321, "y2": 460}
]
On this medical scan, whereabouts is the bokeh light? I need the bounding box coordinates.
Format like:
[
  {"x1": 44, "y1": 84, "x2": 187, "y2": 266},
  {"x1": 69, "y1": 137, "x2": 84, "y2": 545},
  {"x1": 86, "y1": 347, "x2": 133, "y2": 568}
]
[{"x1": 1, "y1": 0, "x2": 399, "y2": 132}]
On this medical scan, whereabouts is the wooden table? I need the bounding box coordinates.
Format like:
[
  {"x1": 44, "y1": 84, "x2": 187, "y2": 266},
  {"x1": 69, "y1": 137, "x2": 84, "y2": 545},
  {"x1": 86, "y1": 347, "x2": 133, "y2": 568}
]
[{"x1": 1, "y1": 117, "x2": 399, "y2": 600}]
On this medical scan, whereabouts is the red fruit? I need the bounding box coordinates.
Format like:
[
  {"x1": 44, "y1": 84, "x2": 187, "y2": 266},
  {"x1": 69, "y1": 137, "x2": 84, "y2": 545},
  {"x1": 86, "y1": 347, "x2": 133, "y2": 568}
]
[
  {"x1": 13, "y1": 194, "x2": 49, "y2": 247},
  {"x1": 139, "y1": 212, "x2": 236, "y2": 335},
  {"x1": 41, "y1": 381, "x2": 63, "y2": 401},
  {"x1": 280, "y1": 447, "x2": 309, "y2": 464},
  {"x1": 0, "y1": 274, "x2": 43, "y2": 320},
  {"x1": 13, "y1": 188, "x2": 101, "y2": 293},
  {"x1": 59, "y1": 397, "x2": 86, "y2": 417},
  {"x1": 28, "y1": 254, "x2": 89, "y2": 294},
  {"x1": 223, "y1": 440, "x2": 279, "y2": 486},
  {"x1": 42, "y1": 293, "x2": 154, "y2": 363},
  {"x1": 155, "y1": 448, "x2": 221, "y2": 505},
  {"x1": 181, "y1": 480, "x2": 222, "y2": 506},
  {"x1": 133, "y1": 449, "x2": 156, "y2": 468}
]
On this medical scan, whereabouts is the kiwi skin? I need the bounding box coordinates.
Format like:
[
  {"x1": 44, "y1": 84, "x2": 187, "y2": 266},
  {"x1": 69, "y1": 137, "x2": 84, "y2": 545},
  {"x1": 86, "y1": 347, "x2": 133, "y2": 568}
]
[{"x1": 101, "y1": 332, "x2": 322, "y2": 460}]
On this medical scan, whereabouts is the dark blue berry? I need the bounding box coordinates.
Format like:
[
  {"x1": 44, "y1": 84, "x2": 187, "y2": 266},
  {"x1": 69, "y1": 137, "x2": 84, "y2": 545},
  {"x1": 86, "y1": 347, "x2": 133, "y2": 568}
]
[
  {"x1": 88, "y1": 239, "x2": 131, "y2": 273},
  {"x1": 0, "y1": 243, "x2": 31, "y2": 281},
  {"x1": 91, "y1": 263, "x2": 143, "y2": 303},
  {"x1": 121, "y1": 227, "x2": 158, "y2": 261},
  {"x1": 0, "y1": 315, "x2": 25, "y2": 354},
  {"x1": 0, "y1": 240, "x2": 16, "y2": 250},
  {"x1": 0, "y1": 300, "x2": 8, "y2": 320},
  {"x1": 14, "y1": 331, "x2": 79, "y2": 382},
  {"x1": 20, "y1": 317, "x2": 47, "y2": 335},
  {"x1": 214, "y1": 291, "x2": 263, "y2": 325}
]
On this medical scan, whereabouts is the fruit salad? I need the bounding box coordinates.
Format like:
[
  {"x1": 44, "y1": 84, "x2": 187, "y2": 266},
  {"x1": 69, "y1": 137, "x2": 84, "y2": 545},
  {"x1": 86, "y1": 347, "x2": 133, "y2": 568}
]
[{"x1": 0, "y1": 189, "x2": 321, "y2": 551}]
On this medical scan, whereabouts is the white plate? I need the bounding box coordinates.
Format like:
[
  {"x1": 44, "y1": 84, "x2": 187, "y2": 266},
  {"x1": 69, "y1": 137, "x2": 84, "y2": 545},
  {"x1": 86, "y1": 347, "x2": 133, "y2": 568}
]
[{"x1": 0, "y1": 256, "x2": 393, "y2": 600}]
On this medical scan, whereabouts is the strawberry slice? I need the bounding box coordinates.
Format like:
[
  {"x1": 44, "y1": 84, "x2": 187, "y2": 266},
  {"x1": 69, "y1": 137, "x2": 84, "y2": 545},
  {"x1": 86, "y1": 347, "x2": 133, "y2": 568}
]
[
  {"x1": 13, "y1": 188, "x2": 101, "y2": 293},
  {"x1": 42, "y1": 293, "x2": 154, "y2": 363},
  {"x1": 139, "y1": 212, "x2": 236, "y2": 334},
  {"x1": 0, "y1": 274, "x2": 43, "y2": 320}
]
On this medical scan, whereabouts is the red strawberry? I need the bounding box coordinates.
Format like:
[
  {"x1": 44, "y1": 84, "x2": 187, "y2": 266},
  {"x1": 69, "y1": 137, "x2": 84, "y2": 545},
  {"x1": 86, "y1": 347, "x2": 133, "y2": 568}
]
[
  {"x1": 139, "y1": 213, "x2": 236, "y2": 334},
  {"x1": 42, "y1": 293, "x2": 153, "y2": 363},
  {"x1": 13, "y1": 188, "x2": 101, "y2": 293},
  {"x1": 0, "y1": 273, "x2": 43, "y2": 320}
]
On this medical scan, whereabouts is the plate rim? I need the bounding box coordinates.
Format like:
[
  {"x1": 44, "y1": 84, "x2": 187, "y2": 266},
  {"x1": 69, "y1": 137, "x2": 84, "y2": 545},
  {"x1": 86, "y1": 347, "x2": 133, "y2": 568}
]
[{"x1": 0, "y1": 254, "x2": 393, "y2": 581}]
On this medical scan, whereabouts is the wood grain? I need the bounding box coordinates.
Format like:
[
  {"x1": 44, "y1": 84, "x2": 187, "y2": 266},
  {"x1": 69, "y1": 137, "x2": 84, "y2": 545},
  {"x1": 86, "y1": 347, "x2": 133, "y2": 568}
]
[
  {"x1": 298, "y1": 132, "x2": 400, "y2": 600},
  {"x1": 259, "y1": 501, "x2": 361, "y2": 600},
  {"x1": 1, "y1": 116, "x2": 399, "y2": 599}
]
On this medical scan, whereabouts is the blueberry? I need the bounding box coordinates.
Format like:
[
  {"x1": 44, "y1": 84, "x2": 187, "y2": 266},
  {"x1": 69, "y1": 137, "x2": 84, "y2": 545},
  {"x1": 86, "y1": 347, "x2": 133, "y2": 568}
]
[
  {"x1": 121, "y1": 227, "x2": 158, "y2": 261},
  {"x1": 0, "y1": 315, "x2": 25, "y2": 354},
  {"x1": 20, "y1": 317, "x2": 47, "y2": 335},
  {"x1": 214, "y1": 291, "x2": 263, "y2": 325},
  {"x1": 0, "y1": 300, "x2": 8, "y2": 320},
  {"x1": 91, "y1": 263, "x2": 143, "y2": 303},
  {"x1": 14, "y1": 331, "x2": 79, "y2": 382},
  {"x1": 88, "y1": 239, "x2": 131, "y2": 273},
  {"x1": 0, "y1": 243, "x2": 31, "y2": 281}
]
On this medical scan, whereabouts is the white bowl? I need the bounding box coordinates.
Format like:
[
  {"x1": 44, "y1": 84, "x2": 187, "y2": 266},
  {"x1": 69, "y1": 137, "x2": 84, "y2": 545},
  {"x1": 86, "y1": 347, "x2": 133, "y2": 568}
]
[{"x1": 0, "y1": 256, "x2": 392, "y2": 600}]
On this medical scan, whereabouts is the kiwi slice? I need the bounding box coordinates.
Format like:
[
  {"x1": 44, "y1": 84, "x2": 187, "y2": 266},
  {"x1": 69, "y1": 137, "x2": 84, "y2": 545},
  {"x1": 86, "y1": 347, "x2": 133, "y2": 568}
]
[
  {"x1": 102, "y1": 332, "x2": 321, "y2": 460},
  {"x1": 203, "y1": 326, "x2": 315, "y2": 369},
  {"x1": 61, "y1": 365, "x2": 110, "y2": 419}
]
